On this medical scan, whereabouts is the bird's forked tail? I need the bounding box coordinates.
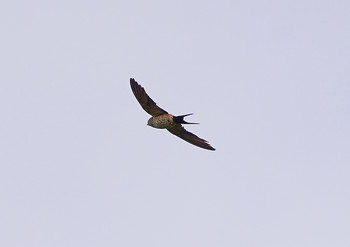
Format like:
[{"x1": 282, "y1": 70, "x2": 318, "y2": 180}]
[{"x1": 173, "y1": 113, "x2": 199, "y2": 124}]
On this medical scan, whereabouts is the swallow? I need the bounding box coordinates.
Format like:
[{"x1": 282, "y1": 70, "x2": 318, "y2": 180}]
[{"x1": 130, "y1": 78, "x2": 215, "y2": 151}]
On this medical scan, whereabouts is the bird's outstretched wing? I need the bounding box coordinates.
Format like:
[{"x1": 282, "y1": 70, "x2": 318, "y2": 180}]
[
  {"x1": 167, "y1": 124, "x2": 215, "y2": 151},
  {"x1": 130, "y1": 78, "x2": 168, "y2": 116}
]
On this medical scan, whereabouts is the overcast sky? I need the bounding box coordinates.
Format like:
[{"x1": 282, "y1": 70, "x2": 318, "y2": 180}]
[{"x1": 1, "y1": 1, "x2": 349, "y2": 246}]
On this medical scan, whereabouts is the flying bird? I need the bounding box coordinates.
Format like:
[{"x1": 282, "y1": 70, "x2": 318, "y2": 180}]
[{"x1": 130, "y1": 78, "x2": 215, "y2": 151}]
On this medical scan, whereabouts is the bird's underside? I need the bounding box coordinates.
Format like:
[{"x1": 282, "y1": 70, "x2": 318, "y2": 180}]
[{"x1": 130, "y1": 78, "x2": 215, "y2": 151}]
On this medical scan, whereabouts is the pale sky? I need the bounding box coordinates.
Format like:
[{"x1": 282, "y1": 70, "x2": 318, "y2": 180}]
[{"x1": 1, "y1": 1, "x2": 349, "y2": 246}]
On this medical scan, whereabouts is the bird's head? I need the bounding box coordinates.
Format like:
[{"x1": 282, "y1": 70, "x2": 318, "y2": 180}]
[{"x1": 147, "y1": 118, "x2": 153, "y2": 127}]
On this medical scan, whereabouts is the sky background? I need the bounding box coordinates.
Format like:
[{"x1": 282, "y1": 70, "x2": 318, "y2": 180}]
[{"x1": 1, "y1": 0, "x2": 349, "y2": 246}]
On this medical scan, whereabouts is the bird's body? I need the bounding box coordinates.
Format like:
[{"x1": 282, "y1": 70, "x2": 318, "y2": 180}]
[
  {"x1": 130, "y1": 78, "x2": 215, "y2": 151},
  {"x1": 148, "y1": 113, "x2": 197, "y2": 129},
  {"x1": 147, "y1": 114, "x2": 174, "y2": 129}
]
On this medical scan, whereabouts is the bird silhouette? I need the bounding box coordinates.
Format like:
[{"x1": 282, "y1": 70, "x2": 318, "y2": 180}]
[{"x1": 130, "y1": 78, "x2": 215, "y2": 151}]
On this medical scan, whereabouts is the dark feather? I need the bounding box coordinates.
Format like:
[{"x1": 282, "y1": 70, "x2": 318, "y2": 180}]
[{"x1": 130, "y1": 78, "x2": 168, "y2": 116}]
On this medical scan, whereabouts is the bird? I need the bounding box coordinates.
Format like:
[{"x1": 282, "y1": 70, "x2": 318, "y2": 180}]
[{"x1": 130, "y1": 78, "x2": 215, "y2": 151}]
